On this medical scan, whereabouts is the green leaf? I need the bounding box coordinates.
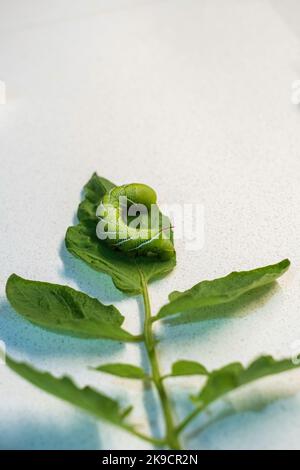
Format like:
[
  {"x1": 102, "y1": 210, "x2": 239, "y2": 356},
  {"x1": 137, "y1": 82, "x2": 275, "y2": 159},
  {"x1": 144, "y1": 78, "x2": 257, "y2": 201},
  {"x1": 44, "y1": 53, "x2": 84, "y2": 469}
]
[
  {"x1": 6, "y1": 355, "x2": 131, "y2": 426},
  {"x1": 77, "y1": 173, "x2": 115, "y2": 224},
  {"x1": 170, "y1": 360, "x2": 208, "y2": 377},
  {"x1": 193, "y1": 355, "x2": 300, "y2": 408},
  {"x1": 6, "y1": 274, "x2": 139, "y2": 342},
  {"x1": 65, "y1": 173, "x2": 176, "y2": 295},
  {"x1": 92, "y1": 363, "x2": 148, "y2": 379},
  {"x1": 157, "y1": 259, "x2": 290, "y2": 320}
]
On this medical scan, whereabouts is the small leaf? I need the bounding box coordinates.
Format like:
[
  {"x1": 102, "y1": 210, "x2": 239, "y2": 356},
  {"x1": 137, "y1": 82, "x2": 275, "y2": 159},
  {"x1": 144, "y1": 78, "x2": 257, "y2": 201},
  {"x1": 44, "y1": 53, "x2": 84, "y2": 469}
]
[
  {"x1": 65, "y1": 173, "x2": 176, "y2": 295},
  {"x1": 77, "y1": 173, "x2": 115, "y2": 223},
  {"x1": 6, "y1": 274, "x2": 139, "y2": 342},
  {"x1": 170, "y1": 360, "x2": 208, "y2": 377},
  {"x1": 193, "y1": 355, "x2": 300, "y2": 408},
  {"x1": 6, "y1": 355, "x2": 131, "y2": 425},
  {"x1": 92, "y1": 363, "x2": 148, "y2": 379},
  {"x1": 157, "y1": 259, "x2": 290, "y2": 320}
]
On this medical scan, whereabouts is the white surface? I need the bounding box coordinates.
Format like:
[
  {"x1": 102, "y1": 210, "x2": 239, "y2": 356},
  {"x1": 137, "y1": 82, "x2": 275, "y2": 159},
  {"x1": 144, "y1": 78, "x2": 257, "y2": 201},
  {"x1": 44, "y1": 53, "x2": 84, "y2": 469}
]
[
  {"x1": 0, "y1": 80, "x2": 5, "y2": 105},
  {"x1": 1, "y1": 0, "x2": 300, "y2": 450}
]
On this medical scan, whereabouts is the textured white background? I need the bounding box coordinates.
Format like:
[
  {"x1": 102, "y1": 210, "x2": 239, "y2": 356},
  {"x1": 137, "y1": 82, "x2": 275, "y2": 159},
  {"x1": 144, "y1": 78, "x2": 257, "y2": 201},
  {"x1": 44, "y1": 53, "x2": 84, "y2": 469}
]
[{"x1": 1, "y1": 0, "x2": 300, "y2": 450}]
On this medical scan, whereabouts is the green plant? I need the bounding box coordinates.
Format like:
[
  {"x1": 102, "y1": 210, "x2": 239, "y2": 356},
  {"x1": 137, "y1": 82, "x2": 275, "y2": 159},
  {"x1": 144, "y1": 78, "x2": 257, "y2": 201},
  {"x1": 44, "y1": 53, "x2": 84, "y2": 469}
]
[{"x1": 4, "y1": 173, "x2": 299, "y2": 449}]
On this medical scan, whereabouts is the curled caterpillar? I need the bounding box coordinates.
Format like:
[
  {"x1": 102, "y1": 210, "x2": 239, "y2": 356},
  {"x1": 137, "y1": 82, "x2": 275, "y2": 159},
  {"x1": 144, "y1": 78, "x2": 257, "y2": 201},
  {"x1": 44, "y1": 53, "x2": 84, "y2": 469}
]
[{"x1": 96, "y1": 183, "x2": 175, "y2": 260}]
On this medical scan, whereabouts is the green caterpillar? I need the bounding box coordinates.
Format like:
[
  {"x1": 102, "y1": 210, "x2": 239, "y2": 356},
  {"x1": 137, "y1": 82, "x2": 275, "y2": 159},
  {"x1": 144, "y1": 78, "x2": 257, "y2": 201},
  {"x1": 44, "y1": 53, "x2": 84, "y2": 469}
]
[{"x1": 96, "y1": 183, "x2": 175, "y2": 260}]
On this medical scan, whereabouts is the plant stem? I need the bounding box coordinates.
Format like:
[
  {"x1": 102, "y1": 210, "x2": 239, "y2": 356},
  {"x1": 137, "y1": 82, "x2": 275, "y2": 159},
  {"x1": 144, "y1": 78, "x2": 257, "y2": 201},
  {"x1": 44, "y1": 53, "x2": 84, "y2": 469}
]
[
  {"x1": 139, "y1": 270, "x2": 181, "y2": 450},
  {"x1": 122, "y1": 424, "x2": 165, "y2": 447},
  {"x1": 129, "y1": 334, "x2": 145, "y2": 342},
  {"x1": 176, "y1": 405, "x2": 203, "y2": 435}
]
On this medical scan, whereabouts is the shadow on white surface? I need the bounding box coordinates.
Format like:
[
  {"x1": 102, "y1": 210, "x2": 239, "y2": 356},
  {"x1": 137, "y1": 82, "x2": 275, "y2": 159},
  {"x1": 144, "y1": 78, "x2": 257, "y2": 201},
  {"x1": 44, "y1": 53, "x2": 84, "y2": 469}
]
[
  {"x1": 0, "y1": 414, "x2": 100, "y2": 450},
  {"x1": 170, "y1": 373, "x2": 300, "y2": 449},
  {"x1": 59, "y1": 240, "x2": 125, "y2": 304},
  {"x1": 187, "y1": 393, "x2": 300, "y2": 450},
  {"x1": 163, "y1": 283, "x2": 279, "y2": 327},
  {"x1": 0, "y1": 301, "x2": 124, "y2": 359}
]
